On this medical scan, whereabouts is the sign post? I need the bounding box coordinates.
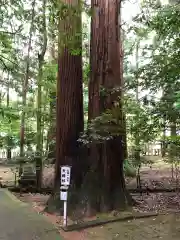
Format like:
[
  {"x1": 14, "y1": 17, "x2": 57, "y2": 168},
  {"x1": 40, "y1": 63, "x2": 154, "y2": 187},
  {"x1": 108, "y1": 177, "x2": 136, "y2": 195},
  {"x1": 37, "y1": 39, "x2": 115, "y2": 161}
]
[{"x1": 60, "y1": 165, "x2": 71, "y2": 228}]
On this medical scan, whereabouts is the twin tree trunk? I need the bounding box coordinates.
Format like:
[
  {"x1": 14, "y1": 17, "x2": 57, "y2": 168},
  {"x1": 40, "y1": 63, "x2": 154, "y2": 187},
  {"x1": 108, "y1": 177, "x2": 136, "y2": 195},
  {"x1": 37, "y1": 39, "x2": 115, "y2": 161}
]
[
  {"x1": 53, "y1": 0, "x2": 132, "y2": 212},
  {"x1": 88, "y1": 0, "x2": 131, "y2": 211}
]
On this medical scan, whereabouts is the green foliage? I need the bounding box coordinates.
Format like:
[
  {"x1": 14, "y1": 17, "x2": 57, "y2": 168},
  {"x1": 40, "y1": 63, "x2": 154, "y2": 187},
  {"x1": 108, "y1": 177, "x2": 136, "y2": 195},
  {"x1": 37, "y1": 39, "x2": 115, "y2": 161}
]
[
  {"x1": 124, "y1": 1, "x2": 180, "y2": 157},
  {"x1": 1, "y1": 0, "x2": 180, "y2": 179},
  {"x1": 79, "y1": 104, "x2": 124, "y2": 145},
  {"x1": 125, "y1": 95, "x2": 160, "y2": 145},
  {"x1": 135, "y1": 4, "x2": 180, "y2": 119},
  {"x1": 0, "y1": 0, "x2": 92, "y2": 159},
  {"x1": 42, "y1": 63, "x2": 57, "y2": 91},
  {"x1": 162, "y1": 135, "x2": 180, "y2": 165},
  {"x1": 83, "y1": 63, "x2": 90, "y2": 85},
  {"x1": 123, "y1": 159, "x2": 136, "y2": 177}
]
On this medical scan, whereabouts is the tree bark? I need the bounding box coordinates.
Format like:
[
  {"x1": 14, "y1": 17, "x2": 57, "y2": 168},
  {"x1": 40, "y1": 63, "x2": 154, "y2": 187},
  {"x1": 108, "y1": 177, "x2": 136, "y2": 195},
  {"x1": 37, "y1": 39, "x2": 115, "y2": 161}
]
[
  {"x1": 54, "y1": 0, "x2": 84, "y2": 190},
  {"x1": 87, "y1": 0, "x2": 131, "y2": 212},
  {"x1": 36, "y1": 0, "x2": 47, "y2": 189}
]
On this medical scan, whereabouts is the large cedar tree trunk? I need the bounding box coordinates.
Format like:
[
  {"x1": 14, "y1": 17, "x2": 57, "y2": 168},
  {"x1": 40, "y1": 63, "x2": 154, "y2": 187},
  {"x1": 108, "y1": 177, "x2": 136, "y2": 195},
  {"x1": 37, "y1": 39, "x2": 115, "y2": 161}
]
[
  {"x1": 54, "y1": 0, "x2": 84, "y2": 190},
  {"x1": 88, "y1": 0, "x2": 131, "y2": 211}
]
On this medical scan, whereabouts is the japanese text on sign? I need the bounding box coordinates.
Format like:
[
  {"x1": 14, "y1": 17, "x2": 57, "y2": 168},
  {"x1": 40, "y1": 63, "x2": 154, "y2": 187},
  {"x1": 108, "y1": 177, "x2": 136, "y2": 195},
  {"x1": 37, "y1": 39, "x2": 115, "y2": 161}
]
[{"x1": 61, "y1": 166, "x2": 71, "y2": 186}]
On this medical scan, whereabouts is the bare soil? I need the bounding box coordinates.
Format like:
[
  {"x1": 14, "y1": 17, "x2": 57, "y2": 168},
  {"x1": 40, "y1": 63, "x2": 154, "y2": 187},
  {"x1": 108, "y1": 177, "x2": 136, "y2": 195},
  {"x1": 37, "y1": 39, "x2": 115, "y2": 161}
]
[
  {"x1": 86, "y1": 213, "x2": 180, "y2": 240},
  {"x1": 127, "y1": 161, "x2": 180, "y2": 190},
  {"x1": 12, "y1": 192, "x2": 180, "y2": 240},
  {"x1": 3, "y1": 160, "x2": 180, "y2": 239}
]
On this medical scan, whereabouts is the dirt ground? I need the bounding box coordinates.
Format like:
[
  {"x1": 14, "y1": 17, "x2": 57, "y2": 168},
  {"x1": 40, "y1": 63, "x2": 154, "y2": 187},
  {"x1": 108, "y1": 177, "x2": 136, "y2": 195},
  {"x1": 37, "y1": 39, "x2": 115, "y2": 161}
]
[
  {"x1": 86, "y1": 213, "x2": 180, "y2": 240},
  {"x1": 2, "y1": 160, "x2": 180, "y2": 239},
  {"x1": 1, "y1": 160, "x2": 179, "y2": 189},
  {"x1": 42, "y1": 160, "x2": 180, "y2": 190},
  {"x1": 127, "y1": 160, "x2": 180, "y2": 190},
  {"x1": 12, "y1": 192, "x2": 180, "y2": 240}
]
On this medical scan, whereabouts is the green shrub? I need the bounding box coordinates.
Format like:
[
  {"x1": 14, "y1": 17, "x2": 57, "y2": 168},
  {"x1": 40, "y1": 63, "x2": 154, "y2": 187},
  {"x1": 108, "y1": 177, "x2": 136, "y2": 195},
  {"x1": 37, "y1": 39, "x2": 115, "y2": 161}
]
[{"x1": 124, "y1": 159, "x2": 136, "y2": 177}]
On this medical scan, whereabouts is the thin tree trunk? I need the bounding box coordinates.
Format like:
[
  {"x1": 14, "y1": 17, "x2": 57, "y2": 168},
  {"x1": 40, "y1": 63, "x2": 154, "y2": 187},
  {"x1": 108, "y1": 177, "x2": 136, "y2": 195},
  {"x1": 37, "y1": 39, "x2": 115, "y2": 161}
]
[
  {"x1": 170, "y1": 121, "x2": 176, "y2": 180},
  {"x1": 41, "y1": 91, "x2": 47, "y2": 152},
  {"x1": 36, "y1": 0, "x2": 47, "y2": 189},
  {"x1": 161, "y1": 116, "x2": 166, "y2": 157},
  {"x1": 134, "y1": 40, "x2": 141, "y2": 164},
  {"x1": 47, "y1": 32, "x2": 58, "y2": 163},
  {"x1": 121, "y1": 27, "x2": 127, "y2": 159},
  {"x1": 6, "y1": 76, "x2": 11, "y2": 160},
  {"x1": 47, "y1": 91, "x2": 56, "y2": 162},
  {"x1": 20, "y1": 0, "x2": 36, "y2": 162}
]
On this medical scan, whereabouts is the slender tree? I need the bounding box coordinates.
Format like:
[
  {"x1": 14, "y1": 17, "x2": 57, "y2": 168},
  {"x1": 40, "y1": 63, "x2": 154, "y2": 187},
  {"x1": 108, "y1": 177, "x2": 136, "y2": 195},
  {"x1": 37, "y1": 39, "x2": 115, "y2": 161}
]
[
  {"x1": 47, "y1": 39, "x2": 58, "y2": 162},
  {"x1": 134, "y1": 40, "x2": 141, "y2": 165},
  {"x1": 6, "y1": 75, "x2": 11, "y2": 160},
  {"x1": 36, "y1": 0, "x2": 47, "y2": 188},
  {"x1": 19, "y1": 0, "x2": 36, "y2": 160}
]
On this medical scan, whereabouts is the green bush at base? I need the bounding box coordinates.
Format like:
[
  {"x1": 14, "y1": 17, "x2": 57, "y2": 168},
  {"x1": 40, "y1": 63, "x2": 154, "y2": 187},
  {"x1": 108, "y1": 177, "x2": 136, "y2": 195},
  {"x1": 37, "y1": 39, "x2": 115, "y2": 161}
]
[{"x1": 124, "y1": 159, "x2": 136, "y2": 177}]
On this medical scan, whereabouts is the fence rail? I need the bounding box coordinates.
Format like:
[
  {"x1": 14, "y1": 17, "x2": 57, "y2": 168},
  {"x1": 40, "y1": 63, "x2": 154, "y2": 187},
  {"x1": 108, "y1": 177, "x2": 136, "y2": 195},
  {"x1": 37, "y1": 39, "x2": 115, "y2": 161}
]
[
  {"x1": 0, "y1": 147, "x2": 162, "y2": 160},
  {"x1": 128, "y1": 147, "x2": 162, "y2": 157},
  {"x1": 0, "y1": 150, "x2": 20, "y2": 159}
]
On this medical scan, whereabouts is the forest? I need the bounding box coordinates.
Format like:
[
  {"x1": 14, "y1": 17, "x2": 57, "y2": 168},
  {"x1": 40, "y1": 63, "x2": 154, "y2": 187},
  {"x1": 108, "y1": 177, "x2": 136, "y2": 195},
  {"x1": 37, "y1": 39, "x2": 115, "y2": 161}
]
[{"x1": 1, "y1": 0, "x2": 180, "y2": 235}]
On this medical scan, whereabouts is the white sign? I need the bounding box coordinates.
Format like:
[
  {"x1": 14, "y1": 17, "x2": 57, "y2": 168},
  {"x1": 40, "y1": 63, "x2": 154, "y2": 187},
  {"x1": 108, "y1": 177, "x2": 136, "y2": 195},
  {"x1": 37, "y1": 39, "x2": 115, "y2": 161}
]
[
  {"x1": 60, "y1": 191, "x2": 68, "y2": 201},
  {"x1": 59, "y1": 185, "x2": 69, "y2": 227},
  {"x1": 61, "y1": 165, "x2": 71, "y2": 186}
]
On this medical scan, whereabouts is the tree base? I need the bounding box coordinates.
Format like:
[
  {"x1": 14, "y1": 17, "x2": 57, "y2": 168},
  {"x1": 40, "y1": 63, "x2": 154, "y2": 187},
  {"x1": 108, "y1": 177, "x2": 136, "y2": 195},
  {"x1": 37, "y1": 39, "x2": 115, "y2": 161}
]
[
  {"x1": 45, "y1": 192, "x2": 63, "y2": 214},
  {"x1": 45, "y1": 170, "x2": 134, "y2": 216}
]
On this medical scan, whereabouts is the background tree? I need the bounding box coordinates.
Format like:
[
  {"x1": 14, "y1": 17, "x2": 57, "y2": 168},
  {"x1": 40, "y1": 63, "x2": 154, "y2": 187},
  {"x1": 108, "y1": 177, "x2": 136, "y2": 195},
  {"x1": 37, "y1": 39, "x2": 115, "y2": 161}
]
[{"x1": 35, "y1": 0, "x2": 48, "y2": 188}]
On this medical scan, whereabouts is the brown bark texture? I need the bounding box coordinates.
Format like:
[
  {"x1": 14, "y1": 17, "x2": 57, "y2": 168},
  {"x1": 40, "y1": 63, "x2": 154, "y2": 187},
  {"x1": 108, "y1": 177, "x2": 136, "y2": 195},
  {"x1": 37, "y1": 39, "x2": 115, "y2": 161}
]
[
  {"x1": 54, "y1": 0, "x2": 84, "y2": 189},
  {"x1": 87, "y1": 0, "x2": 131, "y2": 211}
]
